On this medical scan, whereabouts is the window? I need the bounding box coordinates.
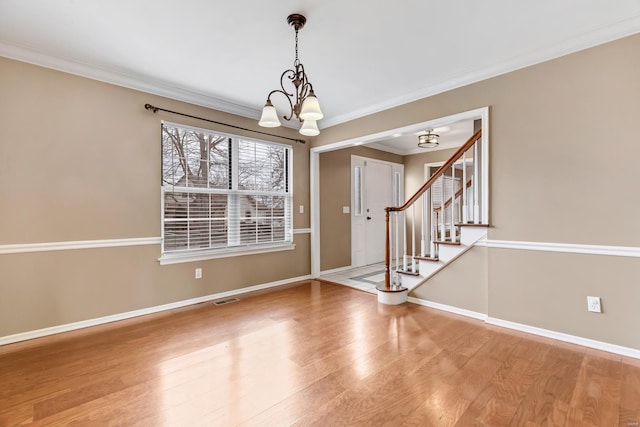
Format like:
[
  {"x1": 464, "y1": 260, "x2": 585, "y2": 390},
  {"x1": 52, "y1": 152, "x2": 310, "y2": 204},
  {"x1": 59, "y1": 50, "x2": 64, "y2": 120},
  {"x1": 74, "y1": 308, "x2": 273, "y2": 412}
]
[
  {"x1": 161, "y1": 122, "x2": 293, "y2": 263},
  {"x1": 353, "y1": 165, "x2": 362, "y2": 216}
]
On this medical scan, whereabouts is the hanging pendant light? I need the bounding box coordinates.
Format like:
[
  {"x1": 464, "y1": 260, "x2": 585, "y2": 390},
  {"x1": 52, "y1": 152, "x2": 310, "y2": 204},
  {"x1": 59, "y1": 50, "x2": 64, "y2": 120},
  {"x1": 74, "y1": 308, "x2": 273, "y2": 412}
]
[
  {"x1": 258, "y1": 14, "x2": 323, "y2": 136},
  {"x1": 418, "y1": 129, "x2": 439, "y2": 148}
]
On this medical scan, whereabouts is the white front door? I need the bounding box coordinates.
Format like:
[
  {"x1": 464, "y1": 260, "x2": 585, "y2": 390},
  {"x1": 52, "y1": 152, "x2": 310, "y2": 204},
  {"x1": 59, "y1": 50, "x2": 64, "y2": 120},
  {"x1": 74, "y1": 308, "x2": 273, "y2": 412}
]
[{"x1": 352, "y1": 156, "x2": 403, "y2": 267}]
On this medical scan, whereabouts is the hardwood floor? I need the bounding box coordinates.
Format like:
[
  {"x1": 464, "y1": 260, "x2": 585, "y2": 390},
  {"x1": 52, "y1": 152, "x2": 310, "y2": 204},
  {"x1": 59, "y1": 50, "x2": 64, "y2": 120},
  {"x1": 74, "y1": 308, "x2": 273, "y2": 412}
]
[{"x1": 1, "y1": 280, "x2": 639, "y2": 426}]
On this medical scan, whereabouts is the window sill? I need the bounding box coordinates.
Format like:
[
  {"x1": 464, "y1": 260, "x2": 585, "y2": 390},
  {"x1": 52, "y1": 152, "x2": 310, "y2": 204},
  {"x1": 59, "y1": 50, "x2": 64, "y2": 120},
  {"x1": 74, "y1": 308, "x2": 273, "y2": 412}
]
[{"x1": 158, "y1": 243, "x2": 296, "y2": 265}]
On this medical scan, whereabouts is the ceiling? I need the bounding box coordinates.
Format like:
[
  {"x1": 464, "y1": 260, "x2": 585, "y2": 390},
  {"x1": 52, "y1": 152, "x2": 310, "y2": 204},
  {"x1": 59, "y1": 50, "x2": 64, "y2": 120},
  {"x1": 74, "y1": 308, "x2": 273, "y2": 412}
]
[
  {"x1": 1, "y1": 1, "x2": 639, "y2": 133},
  {"x1": 367, "y1": 121, "x2": 475, "y2": 156}
]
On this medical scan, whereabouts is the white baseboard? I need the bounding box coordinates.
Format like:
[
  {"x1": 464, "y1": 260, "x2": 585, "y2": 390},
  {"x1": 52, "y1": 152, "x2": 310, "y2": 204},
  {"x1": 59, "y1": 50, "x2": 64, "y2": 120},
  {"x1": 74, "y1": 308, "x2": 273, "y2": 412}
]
[
  {"x1": 407, "y1": 297, "x2": 488, "y2": 321},
  {"x1": 407, "y1": 297, "x2": 640, "y2": 359},
  {"x1": 486, "y1": 317, "x2": 640, "y2": 359},
  {"x1": 0, "y1": 274, "x2": 312, "y2": 346},
  {"x1": 319, "y1": 265, "x2": 354, "y2": 276}
]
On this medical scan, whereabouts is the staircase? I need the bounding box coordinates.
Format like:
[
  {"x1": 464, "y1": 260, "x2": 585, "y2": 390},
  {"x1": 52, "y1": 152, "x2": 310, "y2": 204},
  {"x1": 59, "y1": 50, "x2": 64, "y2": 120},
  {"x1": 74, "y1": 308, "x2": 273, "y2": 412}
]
[{"x1": 377, "y1": 128, "x2": 488, "y2": 305}]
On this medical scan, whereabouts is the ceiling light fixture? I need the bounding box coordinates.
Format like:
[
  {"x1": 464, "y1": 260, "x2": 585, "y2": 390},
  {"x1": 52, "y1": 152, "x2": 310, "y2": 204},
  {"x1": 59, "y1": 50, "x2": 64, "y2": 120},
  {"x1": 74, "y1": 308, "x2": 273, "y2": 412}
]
[
  {"x1": 418, "y1": 129, "x2": 439, "y2": 148},
  {"x1": 259, "y1": 14, "x2": 323, "y2": 137}
]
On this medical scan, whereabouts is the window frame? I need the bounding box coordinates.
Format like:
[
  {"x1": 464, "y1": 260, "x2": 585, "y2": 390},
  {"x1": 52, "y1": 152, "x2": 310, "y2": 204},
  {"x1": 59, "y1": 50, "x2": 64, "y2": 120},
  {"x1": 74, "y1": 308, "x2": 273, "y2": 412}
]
[{"x1": 159, "y1": 121, "x2": 294, "y2": 265}]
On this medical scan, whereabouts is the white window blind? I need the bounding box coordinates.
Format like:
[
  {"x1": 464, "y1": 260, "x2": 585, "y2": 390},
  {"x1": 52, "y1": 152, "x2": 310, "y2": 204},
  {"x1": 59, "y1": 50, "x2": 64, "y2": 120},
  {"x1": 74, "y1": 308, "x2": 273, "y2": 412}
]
[{"x1": 161, "y1": 122, "x2": 292, "y2": 257}]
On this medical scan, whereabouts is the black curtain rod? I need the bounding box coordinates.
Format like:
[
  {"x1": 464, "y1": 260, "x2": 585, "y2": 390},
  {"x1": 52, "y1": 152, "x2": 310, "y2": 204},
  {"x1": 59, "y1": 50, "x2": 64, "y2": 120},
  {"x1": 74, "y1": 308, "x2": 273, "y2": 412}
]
[{"x1": 144, "y1": 103, "x2": 306, "y2": 144}]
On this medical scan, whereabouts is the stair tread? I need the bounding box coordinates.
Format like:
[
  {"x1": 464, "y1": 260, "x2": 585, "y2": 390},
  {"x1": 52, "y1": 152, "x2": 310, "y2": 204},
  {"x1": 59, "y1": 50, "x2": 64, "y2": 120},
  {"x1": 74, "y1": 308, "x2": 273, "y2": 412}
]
[
  {"x1": 396, "y1": 269, "x2": 420, "y2": 276},
  {"x1": 414, "y1": 256, "x2": 439, "y2": 262},
  {"x1": 455, "y1": 223, "x2": 490, "y2": 227},
  {"x1": 433, "y1": 240, "x2": 462, "y2": 246}
]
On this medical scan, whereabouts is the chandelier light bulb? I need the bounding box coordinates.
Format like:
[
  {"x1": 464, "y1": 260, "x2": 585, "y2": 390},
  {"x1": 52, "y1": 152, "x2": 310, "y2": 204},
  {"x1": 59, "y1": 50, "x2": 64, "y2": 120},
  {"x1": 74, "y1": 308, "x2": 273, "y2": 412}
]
[
  {"x1": 258, "y1": 100, "x2": 281, "y2": 128},
  {"x1": 299, "y1": 119, "x2": 319, "y2": 136},
  {"x1": 299, "y1": 91, "x2": 323, "y2": 121}
]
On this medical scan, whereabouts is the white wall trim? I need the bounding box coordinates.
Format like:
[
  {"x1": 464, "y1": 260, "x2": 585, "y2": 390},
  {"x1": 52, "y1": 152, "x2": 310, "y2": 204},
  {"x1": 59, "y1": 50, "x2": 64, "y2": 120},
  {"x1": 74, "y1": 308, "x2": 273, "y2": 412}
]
[
  {"x1": 407, "y1": 296, "x2": 640, "y2": 359},
  {"x1": 310, "y1": 150, "x2": 321, "y2": 278},
  {"x1": 3, "y1": 14, "x2": 640, "y2": 131},
  {"x1": 486, "y1": 317, "x2": 640, "y2": 360},
  {"x1": 0, "y1": 237, "x2": 162, "y2": 255},
  {"x1": 482, "y1": 239, "x2": 640, "y2": 258},
  {"x1": 0, "y1": 274, "x2": 312, "y2": 347},
  {"x1": 0, "y1": 232, "x2": 311, "y2": 257},
  {"x1": 320, "y1": 15, "x2": 640, "y2": 128},
  {"x1": 407, "y1": 297, "x2": 488, "y2": 321},
  {"x1": 293, "y1": 228, "x2": 311, "y2": 234},
  {"x1": 0, "y1": 41, "x2": 262, "y2": 121}
]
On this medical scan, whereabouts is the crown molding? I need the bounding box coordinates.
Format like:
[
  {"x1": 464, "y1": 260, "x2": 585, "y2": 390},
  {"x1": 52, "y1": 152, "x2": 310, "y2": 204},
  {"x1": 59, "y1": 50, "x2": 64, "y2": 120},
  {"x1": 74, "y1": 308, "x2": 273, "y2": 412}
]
[
  {"x1": 0, "y1": 41, "x2": 262, "y2": 120},
  {"x1": 320, "y1": 15, "x2": 640, "y2": 129},
  {"x1": 2, "y1": 14, "x2": 639, "y2": 130}
]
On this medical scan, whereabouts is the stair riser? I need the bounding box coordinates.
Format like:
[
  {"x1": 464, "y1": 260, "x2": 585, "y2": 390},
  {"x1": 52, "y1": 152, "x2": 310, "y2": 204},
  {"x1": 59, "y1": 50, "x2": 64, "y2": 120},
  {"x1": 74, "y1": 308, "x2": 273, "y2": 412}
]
[
  {"x1": 398, "y1": 274, "x2": 423, "y2": 289},
  {"x1": 460, "y1": 227, "x2": 488, "y2": 246},
  {"x1": 437, "y1": 244, "x2": 465, "y2": 262},
  {"x1": 417, "y1": 260, "x2": 442, "y2": 277}
]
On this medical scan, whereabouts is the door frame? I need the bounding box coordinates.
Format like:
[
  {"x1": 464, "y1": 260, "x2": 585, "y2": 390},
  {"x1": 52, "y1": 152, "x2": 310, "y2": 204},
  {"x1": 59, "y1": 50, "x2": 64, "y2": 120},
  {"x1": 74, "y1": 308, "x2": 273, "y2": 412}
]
[
  {"x1": 351, "y1": 155, "x2": 404, "y2": 267},
  {"x1": 310, "y1": 106, "x2": 489, "y2": 277}
]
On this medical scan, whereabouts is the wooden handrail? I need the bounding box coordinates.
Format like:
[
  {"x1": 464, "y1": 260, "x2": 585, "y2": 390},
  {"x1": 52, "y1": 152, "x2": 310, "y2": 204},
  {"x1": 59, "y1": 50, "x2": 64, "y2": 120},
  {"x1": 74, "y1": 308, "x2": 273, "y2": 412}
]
[
  {"x1": 433, "y1": 178, "x2": 473, "y2": 212},
  {"x1": 387, "y1": 128, "x2": 481, "y2": 213},
  {"x1": 383, "y1": 128, "x2": 481, "y2": 290}
]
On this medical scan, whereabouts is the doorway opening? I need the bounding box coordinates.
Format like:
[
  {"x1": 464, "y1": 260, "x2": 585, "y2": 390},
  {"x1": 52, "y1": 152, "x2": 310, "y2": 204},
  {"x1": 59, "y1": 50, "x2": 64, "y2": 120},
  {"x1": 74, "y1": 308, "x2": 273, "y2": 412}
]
[
  {"x1": 310, "y1": 107, "x2": 489, "y2": 277},
  {"x1": 351, "y1": 156, "x2": 404, "y2": 267}
]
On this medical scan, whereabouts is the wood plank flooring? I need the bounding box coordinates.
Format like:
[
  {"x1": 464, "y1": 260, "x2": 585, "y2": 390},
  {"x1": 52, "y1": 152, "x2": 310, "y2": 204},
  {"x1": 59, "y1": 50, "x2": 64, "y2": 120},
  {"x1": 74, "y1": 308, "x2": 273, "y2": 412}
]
[{"x1": 1, "y1": 280, "x2": 639, "y2": 426}]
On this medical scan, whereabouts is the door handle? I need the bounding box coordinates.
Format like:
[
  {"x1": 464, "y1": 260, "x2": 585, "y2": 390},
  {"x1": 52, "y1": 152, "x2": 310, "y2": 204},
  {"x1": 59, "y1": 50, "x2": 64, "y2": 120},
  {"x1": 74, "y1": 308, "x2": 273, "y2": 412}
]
[{"x1": 366, "y1": 216, "x2": 372, "y2": 220}]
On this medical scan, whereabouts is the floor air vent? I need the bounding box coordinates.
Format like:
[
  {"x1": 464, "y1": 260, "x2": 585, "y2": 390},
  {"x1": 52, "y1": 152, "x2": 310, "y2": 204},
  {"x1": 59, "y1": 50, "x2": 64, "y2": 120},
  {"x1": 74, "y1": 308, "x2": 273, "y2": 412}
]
[{"x1": 213, "y1": 297, "x2": 239, "y2": 306}]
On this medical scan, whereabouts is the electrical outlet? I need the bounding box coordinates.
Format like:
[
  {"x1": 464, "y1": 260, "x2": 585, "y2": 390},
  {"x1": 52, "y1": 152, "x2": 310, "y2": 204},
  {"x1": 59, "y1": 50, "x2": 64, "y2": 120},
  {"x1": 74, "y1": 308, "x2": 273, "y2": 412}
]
[
  {"x1": 195, "y1": 268, "x2": 202, "y2": 279},
  {"x1": 587, "y1": 296, "x2": 601, "y2": 313},
  {"x1": 299, "y1": 205, "x2": 304, "y2": 214}
]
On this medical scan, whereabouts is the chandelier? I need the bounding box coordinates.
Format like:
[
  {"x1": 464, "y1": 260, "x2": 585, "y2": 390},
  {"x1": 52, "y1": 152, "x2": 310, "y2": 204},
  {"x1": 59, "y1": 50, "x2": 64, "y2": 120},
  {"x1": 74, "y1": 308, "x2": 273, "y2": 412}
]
[
  {"x1": 418, "y1": 129, "x2": 439, "y2": 148},
  {"x1": 258, "y1": 14, "x2": 323, "y2": 136}
]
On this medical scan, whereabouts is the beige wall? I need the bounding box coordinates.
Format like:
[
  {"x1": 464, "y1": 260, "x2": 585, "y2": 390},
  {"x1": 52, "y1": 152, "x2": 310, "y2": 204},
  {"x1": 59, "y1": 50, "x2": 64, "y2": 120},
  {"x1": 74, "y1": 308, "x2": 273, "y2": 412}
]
[
  {"x1": 315, "y1": 33, "x2": 640, "y2": 349},
  {"x1": 0, "y1": 57, "x2": 311, "y2": 337},
  {"x1": 411, "y1": 246, "x2": 488, "y2": 315},
  {"x1": 319, "y1": 146, "x2": 403, "y2": 271},
  {"x1": 3, "y1": 32, "x2": 640, "y2": 350}
]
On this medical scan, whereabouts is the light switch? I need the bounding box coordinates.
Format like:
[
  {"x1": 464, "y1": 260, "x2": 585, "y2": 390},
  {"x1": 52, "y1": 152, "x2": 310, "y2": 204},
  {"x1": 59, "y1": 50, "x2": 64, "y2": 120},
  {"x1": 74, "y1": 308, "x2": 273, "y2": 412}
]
[
  {"x1": 343, "y1": 206, "x2": 350, "y2": 214},
  {"x1": 299, "y1": 205, "x2": 304, "y2": 214}
]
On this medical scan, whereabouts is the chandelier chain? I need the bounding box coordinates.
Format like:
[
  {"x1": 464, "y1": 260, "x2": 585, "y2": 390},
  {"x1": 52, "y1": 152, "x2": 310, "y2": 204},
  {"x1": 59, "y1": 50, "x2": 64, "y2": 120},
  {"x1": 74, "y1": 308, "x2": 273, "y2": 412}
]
[{"x1": 294, "y1": 28, "x2": 299, "y2": 64}]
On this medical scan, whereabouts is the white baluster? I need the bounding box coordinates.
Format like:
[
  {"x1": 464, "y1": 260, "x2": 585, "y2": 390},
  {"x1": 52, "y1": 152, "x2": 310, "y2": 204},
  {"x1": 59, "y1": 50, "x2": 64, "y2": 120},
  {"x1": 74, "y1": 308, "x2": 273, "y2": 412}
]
[
  {"x1": 462, "y1": 151, "x2": 468, "y2": 223},
  {"x1": 411, "y1": 204, "x2": 416, "y2": 272},
  {"x1": 473, "y1": 141, "x2": 480, "y2": 224},
  {"x1": 429, "y1": 189, "x2": 435, "y2": 257},
  {"x1": 432, "y1": 212, "x2": 438, "y2": 257},
  {"x1": 421, "y1": 194, "x2": 426, "y2": 257},
  {"x1": 395, "y1": 211, "x2": 399, "y2": 282},
  {"x1": 403, "y1": 209, "x2": 408, "y2": 272},
  {"x1": 450, "y1": 166, "x2": 457, "y2": 243}
]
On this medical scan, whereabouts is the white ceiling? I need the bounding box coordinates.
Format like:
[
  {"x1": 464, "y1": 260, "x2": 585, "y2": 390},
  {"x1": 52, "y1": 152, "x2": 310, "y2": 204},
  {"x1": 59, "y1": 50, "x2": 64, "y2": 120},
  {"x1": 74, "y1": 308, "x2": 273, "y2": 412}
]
[
  {"x1": 368, "y1": 120, "x2": 475, "y2": 156},
  {"x1": 1, "y1": 1, "x2": 639, "y2": 132}
]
